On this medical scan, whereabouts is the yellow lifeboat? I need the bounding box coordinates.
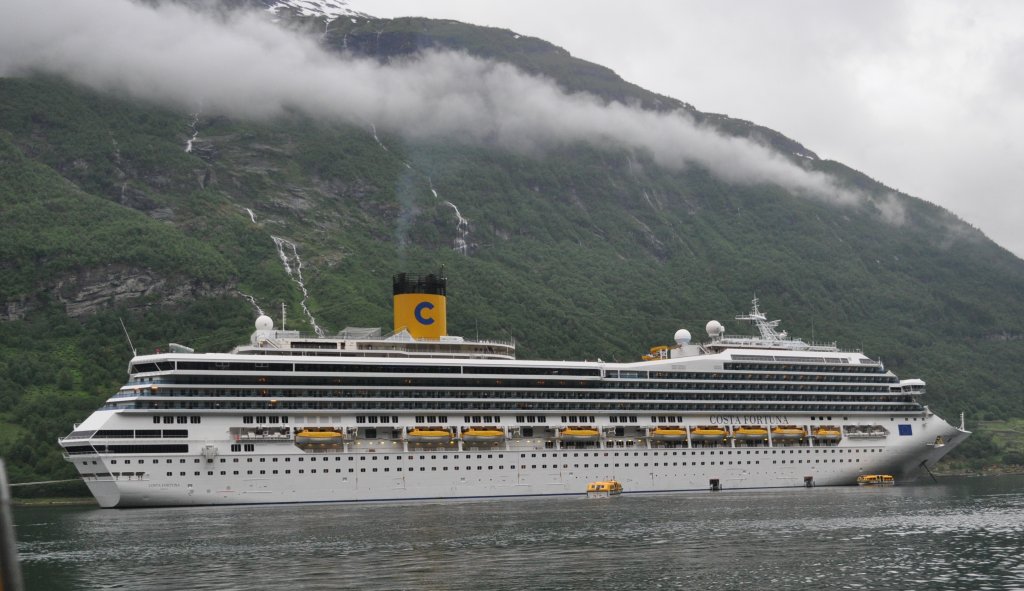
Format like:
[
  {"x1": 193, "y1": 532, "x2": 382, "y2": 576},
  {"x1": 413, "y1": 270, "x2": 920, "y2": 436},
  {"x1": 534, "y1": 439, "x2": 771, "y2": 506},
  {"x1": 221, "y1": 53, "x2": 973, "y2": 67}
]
[
  {"x1": 561, "y1": 427, "x2": 600, "y2": 441},
  {"x1": 294, "y1": 430, "x2": 343, "y2": 445},
  {"x1": 857, "y1": 474, "x2": 895, "y2": 486},
  {"x1": 689, "y1": 426, "x2": 728, "y2": 441},
  {"x1": 586, "y1": 480, "x2": 623, "y2": 497},
  {"x1": 462, "y1": 427, "x2": 505, "y2": 443},
  {"x1": 406, "y1": 428, "x2": 453, "y2": 443},
  {"x1": 732, "y1": 426, "x2": 769, "y2": 441},
  {"x1": 650, "y1": 426, "x2": 687, "y2": 441},
  {"x1": 813, "y1": 427, "x2": 842, "y2": 441},
  {"x1": 771, "y1": 425, "x2": 806, "y2": 440}
]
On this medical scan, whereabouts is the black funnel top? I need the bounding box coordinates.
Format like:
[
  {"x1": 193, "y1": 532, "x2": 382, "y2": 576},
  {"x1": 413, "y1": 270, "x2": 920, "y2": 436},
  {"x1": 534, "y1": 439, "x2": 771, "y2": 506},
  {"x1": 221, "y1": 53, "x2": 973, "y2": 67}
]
[{"x1": 393, "y1": 272, "x2": 447, "y2": 296}]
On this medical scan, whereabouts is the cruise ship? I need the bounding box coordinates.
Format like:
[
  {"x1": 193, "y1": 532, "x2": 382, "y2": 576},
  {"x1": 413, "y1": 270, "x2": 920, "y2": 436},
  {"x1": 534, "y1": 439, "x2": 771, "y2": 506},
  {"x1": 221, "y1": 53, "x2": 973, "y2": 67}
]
[{"x1": 59, "y1": 273, "x2": 970, "y2": 507}]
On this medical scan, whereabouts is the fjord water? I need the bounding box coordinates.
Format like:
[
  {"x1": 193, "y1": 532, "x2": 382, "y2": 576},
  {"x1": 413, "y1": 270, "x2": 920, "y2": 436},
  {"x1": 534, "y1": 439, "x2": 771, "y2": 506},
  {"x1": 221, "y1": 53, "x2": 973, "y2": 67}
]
[{"x1": 14, "y1": 476, "x2": 1024, "y2": 590}]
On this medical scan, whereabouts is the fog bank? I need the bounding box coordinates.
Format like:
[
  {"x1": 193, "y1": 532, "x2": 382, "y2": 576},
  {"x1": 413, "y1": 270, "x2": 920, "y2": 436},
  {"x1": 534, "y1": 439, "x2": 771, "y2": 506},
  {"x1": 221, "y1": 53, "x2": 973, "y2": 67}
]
[{"x1": 0, "y1": 0, "x2": 881, "y2": 212}]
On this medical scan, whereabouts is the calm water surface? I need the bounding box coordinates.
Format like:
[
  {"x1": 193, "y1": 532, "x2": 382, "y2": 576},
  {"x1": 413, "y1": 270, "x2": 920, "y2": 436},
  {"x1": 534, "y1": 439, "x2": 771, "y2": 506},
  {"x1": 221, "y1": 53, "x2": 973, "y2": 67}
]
[{"x1": 13, "y1": 475, "x2": 1024, "y2": 590}]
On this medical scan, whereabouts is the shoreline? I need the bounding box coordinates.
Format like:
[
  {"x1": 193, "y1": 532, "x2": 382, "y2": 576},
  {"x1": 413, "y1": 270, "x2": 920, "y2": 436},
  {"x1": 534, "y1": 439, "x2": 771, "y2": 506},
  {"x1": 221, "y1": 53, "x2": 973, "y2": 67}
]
[
  {"x1": 12, "y1": 497, "x2": 98, "y2": 507},
  {"x1": 933, "y1": 466, "x2": 1024, "y2": 477}
]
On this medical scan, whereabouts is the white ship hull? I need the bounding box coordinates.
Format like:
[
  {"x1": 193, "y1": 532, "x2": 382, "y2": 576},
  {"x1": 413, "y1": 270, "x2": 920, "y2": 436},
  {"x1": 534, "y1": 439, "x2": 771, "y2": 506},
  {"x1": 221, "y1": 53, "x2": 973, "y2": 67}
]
[{"x1": 69, "y1": 412, "x2": 968, "y2": 508}]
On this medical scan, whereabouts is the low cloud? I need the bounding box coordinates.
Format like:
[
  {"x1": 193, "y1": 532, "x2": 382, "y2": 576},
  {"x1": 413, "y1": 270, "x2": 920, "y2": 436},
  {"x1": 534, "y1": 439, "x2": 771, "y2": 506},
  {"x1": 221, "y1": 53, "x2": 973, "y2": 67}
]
[
  {"x1": 1, "y1": 0, "x2": 873, "y2": 210},
  {"x1": 872, "y1": 193, "x2": 907, "y2": 226}
]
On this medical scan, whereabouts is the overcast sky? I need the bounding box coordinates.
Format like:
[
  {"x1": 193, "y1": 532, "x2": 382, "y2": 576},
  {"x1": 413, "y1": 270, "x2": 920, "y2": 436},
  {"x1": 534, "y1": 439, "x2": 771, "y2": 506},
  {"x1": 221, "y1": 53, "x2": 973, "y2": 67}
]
[{"x1": 358, "y1": 1, "x2": 1024, "y2": 260}]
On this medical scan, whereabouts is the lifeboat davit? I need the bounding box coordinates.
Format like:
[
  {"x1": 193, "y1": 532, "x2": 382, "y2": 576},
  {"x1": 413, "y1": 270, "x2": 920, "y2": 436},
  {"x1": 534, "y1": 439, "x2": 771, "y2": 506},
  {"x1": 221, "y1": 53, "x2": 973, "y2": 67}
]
[
  {"x1": 462, "y1": 427, "x2": 504, "y2": 443},
  {"x1": 650, "y1": 427, "x2": 687, "y2": 441},
  {"x1": 406, "y1": 428, "x2": 453, "y2": 443},
  {"x1": 561, "y1": 427, "x2": 600, "y2": 441},
  {"x1": 295, "y1": 430, "x2": 343, "y2": 445},
  {"x1": 689, "y1": 426, "x2": 728, "y2": 441},
  {"x1": 813, "y1": 427, "x2": 842, "y2": 441},
  {"x1": 771, "y1": 426, "x2": 806, "y2": 440},
  {"x1": 732, "y1": 426, "x2": 769, "y2": 441}
]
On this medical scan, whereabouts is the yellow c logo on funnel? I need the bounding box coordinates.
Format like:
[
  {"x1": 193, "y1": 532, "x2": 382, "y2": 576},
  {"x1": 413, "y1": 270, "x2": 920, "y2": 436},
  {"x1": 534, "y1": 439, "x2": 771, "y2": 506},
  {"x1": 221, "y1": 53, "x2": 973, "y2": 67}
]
[{"x1": 394, "y1": 293, "x2": 447, "y2": 338}]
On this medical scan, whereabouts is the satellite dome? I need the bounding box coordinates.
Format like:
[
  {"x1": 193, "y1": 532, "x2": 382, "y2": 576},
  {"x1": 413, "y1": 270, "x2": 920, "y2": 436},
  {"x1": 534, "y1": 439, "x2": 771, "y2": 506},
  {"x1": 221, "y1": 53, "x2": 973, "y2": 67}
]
[
  {"x1": 255, "y1": 315, "x2": 274, "y2": 331},
  {"x1": 706, "y1": 320, "x2": 724, "y2": 337},
  {"x1": 674, "y1": 329, "x2": 692, "y2": 345}
]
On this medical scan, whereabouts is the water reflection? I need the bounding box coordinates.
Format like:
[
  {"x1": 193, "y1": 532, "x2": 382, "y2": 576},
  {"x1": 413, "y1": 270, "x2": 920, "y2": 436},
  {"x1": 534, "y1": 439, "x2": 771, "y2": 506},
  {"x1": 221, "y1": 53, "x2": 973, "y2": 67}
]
[{"x1": 15, "y1": 476, "x2": 1024, "y2": 590}]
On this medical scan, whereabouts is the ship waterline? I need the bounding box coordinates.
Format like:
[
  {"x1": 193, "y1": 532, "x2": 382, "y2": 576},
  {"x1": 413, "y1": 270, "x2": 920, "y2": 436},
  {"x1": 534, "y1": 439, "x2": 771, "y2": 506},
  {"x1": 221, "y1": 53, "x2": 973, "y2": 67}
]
[{"x1": 59, "y1": 277, "x2": 969, "y2": 508}]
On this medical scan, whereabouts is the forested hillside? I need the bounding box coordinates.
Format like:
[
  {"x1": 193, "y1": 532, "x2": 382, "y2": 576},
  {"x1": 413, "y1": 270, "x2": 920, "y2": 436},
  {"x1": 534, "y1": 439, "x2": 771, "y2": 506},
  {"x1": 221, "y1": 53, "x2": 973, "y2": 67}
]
[{"x1": 1, "y1": 10, "x2": 1022, "y2": 492}]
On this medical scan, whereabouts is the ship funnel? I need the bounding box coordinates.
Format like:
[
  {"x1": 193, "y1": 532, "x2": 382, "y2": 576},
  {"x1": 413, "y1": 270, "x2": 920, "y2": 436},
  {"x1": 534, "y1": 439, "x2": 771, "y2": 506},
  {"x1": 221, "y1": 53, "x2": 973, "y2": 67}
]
[{"x1": 393, "y1": 271, "x2": 447, "y2": 339}]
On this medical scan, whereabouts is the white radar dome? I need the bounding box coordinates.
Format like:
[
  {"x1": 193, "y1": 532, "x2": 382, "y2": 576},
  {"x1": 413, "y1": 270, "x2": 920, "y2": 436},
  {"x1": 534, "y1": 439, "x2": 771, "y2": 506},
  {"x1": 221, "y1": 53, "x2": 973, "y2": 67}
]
[
  {"x1": 706, "y1": 320, "x2": 724, "y2": 338},
  {"x1": 255, "y1": 315, "x2": 274, "y2": 330},
  {"x1": 674, "y1": 329, "x2": 692, "y2": 345}
]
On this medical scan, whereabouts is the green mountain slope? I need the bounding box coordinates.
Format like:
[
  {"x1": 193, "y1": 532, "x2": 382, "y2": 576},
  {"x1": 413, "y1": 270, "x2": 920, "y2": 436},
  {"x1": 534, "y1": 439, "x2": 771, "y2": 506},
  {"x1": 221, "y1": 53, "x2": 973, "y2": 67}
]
[{"x1": 1, "y1": 14, "x2": 1022, "y2": 491}]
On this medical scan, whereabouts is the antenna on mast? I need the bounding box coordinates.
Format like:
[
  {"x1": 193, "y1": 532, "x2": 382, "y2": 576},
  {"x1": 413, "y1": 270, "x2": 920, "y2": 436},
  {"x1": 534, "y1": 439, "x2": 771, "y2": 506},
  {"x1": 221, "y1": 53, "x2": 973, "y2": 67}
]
[
  {"x1": 281, "y1": 302, "x2": 287, "y2": 331},
  {"x1": 119, "y1": 317, "x2": 137, "y2": 358}
]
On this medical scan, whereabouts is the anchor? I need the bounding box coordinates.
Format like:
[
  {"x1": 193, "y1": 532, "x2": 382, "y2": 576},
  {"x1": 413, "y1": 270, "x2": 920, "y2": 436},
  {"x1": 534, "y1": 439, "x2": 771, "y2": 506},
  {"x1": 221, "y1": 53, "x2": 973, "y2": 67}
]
[{"x1": 920, "y1": 459, "x2": 938, "y2": 483}]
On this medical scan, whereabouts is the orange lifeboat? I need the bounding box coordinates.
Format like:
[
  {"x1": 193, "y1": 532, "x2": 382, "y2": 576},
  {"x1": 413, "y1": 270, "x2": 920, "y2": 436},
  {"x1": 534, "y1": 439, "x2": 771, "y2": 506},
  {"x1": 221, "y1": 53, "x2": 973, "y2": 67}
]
[
  {"x1": 771, "y1": 425, "x2": 806, "y2": 440},
  {"x1": 406, "y1": 427, "x2": 453, "y2": 443},
  {"x1": 651, "y1": 426, "x2": 687, "y2": 441},
  {"x1": 294, "y1": 430, "x2": 343, "y2": 446},
  {"x1": 689, "y1": 426, "x2": 728, "y2": 442},
  {"x1": 813, "y1": 426, "x2": 842, "y2": 441},
  {"x1": 560, "y1": 427, "x2": 600, "y2": 441},
  {"x1": 462, "y1": 427, "x2": 504, "y2": 443},
  {"x1": 732, "y1": 426, "x2": 769, "y2": 441}
]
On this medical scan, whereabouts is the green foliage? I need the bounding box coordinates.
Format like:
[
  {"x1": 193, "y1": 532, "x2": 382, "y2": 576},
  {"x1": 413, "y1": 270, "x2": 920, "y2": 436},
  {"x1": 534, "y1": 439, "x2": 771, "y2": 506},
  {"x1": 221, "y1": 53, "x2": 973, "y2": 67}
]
[
  {"x1": 946, "y1": 418, "x2": 1024, "y2": 471},
  {"x1": 0, "y1": 132, "x2": 233, "y2": 298},
  {"x1": 0, "y1": 17, "x2": 1023, "y2": 487}
]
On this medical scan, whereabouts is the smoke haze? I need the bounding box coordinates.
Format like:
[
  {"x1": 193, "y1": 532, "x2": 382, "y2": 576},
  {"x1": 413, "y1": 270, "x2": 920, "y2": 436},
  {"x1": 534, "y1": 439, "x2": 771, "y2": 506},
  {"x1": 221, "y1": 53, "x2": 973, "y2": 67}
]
[{"x1": 0, "y1": 0, "x2": 884, "y2": 213}]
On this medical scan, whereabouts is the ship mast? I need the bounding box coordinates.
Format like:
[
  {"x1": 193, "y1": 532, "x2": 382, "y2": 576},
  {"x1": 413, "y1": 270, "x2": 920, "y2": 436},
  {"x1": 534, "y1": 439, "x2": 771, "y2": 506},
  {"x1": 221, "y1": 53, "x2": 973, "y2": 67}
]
[{"x1": 734, "y1": 297, "x2": 788, "y2": 342}]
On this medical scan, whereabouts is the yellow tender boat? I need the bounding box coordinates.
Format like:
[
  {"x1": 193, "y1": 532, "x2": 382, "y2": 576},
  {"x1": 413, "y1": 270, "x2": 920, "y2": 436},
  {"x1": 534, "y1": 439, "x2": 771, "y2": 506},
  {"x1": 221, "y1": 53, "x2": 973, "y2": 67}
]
[
  {"x1": 294, "y1": 430, "x2": 343, "y2": 445},
  {"x1": 857, "y1": 474, "x2": 895, "y2": 486},
  {"x1": 406, "y1": 428, "x2": 452, "y2": 443},
  {"x1": 587, "y1": 480, "x2": 623, "y2": 498}
]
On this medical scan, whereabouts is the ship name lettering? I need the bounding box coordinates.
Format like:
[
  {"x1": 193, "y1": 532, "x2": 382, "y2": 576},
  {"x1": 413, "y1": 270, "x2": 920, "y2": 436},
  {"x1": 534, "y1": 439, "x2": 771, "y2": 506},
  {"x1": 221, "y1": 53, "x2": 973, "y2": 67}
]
[{"x1": 708, "y1": 416, "x2": 790, "y2": 425}]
